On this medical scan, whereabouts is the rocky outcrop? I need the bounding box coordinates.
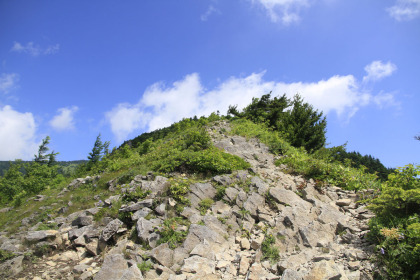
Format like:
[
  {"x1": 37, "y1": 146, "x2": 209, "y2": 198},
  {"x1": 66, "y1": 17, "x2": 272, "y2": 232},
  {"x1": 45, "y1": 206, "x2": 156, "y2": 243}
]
[{"x1": 0, "y1": 122, "x2": 377, "y2": 280}]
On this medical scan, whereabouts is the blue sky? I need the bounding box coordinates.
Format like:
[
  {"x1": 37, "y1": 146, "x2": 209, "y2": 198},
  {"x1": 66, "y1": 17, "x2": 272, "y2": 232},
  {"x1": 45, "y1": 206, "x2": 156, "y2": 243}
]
[{"x1": 0, "y1": 0, "x2": 419, "y2": 168}]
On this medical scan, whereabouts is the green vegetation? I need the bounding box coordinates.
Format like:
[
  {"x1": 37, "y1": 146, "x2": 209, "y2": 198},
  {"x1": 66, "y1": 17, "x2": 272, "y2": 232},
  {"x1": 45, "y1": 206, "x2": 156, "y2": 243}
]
[
  {"x1": 198, "y1": 198, "x2": 214, "y2": 215},
  {"x1": 230, "y1": 119, "x2": 380, "y2": 191},
  {"x1": 137, "y1": 261, "x2": 153, "y2": 273},
  {"x1": 157, "y1": 217, "x2": 189, "y2": 249},
  {"x1": 261, "y1": 234, "x2": 280, "y2": 263},
  {"x1": 0, "y1": 249, "x2": 15, "y2": 262},
  {"x1": 228, "y1": 93, "x2": 326, "y2": 152},
  {"x1": 368, "y1": 165, "x2": 420, "y2": 279},
  {"x1": 332, "y1": 149, "x2": 394, "y2": 181},
  {"x1": 1, "y1": 93, "x2": 416, "y2": 279}
]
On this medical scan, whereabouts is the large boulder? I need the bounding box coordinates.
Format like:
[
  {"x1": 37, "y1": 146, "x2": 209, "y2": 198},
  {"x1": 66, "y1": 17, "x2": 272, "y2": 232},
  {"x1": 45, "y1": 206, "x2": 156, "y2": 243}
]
[{"x1": 94, "y1": 254, "x2": 143, "y2": 280}]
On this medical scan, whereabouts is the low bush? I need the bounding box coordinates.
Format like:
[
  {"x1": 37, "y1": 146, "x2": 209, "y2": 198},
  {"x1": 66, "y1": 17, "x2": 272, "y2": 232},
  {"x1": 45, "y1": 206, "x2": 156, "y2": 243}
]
[{"x1": 368, "y1": 164, "x2": 420, "y2": 279}]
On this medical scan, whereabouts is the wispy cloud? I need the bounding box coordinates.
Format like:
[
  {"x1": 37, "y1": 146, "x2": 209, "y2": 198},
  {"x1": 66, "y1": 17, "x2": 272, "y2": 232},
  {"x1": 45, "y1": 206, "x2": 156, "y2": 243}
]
[
  {"x1": 363, "y1": 60, "x2": 397, "y2": 82},
  {"x1": 0, "y1": 73, "x2": 19, "y2": 95},
  {"x1": 49, "y1": 106, "x2": 79, "y2": 131},
  {"x1": 252, "y1": 0, "x2": 312, "y2": 25},
  {"x1": 106, "y1": 64, "x2": 398, "y2": 142},
  {"x1": 201, "y1": 5, "x2": 221, "y2": 21},
  {"x1": 11, "y1": 41, "x2": 60, "y2": 56},
  {"x1": 387, "y1": 0, "x2": 420, "y2": 21},
  {"x1": 0, "y1": 105, "x2": 38, "y2": 160}
]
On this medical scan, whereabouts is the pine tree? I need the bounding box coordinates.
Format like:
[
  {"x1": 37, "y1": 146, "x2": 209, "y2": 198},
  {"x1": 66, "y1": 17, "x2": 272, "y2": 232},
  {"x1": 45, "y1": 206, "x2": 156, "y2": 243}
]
[
  {"x1": 87, "y1": 134, "x2": 111, "y2": 168},
  {"x1": 278, "y1": 94, "x2": 327, "y2": 152},
  {"x1": 34, "y1": 136, "x2": 51, "y2": 163}
]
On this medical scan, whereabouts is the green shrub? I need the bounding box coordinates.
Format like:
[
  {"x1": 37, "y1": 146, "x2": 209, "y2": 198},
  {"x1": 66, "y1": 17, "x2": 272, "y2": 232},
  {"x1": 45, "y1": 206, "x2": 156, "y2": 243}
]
[
  {"x1": 137, "y1": 261, "x2": 153, "y2": 272},
  {"x1": 261, "y1": 234, "x2": 280, "y2": 263},
  {"x1": 368, "y1": 165, "x2": 420, "y2": 279},
  {"x1": 0, "y1": 249, "x2": 15, "y2": 263},
  {"x1": 167, "y1": 178, "x2": 191, "y2": 205},
  {"x1": 198, "y1": 198, "x2": 214, "y2": 215},
  {"x1": 157, "y1": 217, "x2": 189, "y2": 249}
]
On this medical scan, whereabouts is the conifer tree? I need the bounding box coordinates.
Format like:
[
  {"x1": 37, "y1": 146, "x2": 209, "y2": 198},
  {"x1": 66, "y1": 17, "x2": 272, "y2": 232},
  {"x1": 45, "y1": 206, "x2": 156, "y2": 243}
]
[{"x1": 34, "y1": 136, "x2": 51, "y2": 163}]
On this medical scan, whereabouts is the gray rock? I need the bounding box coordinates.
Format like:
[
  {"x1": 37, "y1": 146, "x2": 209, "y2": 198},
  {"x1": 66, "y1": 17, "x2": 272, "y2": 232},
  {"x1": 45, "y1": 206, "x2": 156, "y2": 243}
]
[
  {"x1": 155, "y1": 203, "x2": 166, "y2": 216},
  {"x1": 94, "y1": 254, "x2": 143, "y2": 280},
  {"x1": 269, "y1": 188, "x2": 312, "y2": 210},
  {"x1": 251, "y1": 176, "x2": 269, "y2": 195},
  {"x1": 120, "y1": 199, "x2": 153, "y2": 212},
  {"x1": 182, "y1": 255, "x2": 216, "y2": 275},
  {"x1": 104, "y1": 195, "x2": 121, "y2": 206},
  {"x1": 189, "y1": 183, "x2": 217, "y2": 207},
  {"x1": 281, "y1": 269, "x2": 303, "y2": 280},
  {"x1": 0, "y1": 255, "x2": 24, "y2": 277},
  {"x1": 212, "y1": 175, "x2": 233, "y2": 186},
  {"x1": 68, "y1": 226, "x2": 91, "y2": 240},
  {"x1": 132, "y1": 207, "x2": 152, "y2": 221},
  {"x1": 136, "y1": 217, "x2": 161, "y2": 246},
  {"x1": 224, "y1": 187, "x2": 239, "y2": 203},
  {"x1": 243, "y1": 192, "x2": 265, "y2": 217},
  {"x1": 336, "y1": 199, "x2": 352, "y2": 207},
  {"x1": 71, "y1": 216, "x2": 93, "y2": 227},
  {"x1": 151, "y1": 243, "x2": 174, "y2": 268},
  {"x1": 141, "y1": 176, "x2": 169, "y2": 195},
  {"x1": 100, "y1": 219, "x2": 124, "y2": 242},
  {"x1": 25, "y1": 230, "x2": 58, "y2": 243},
  {"x1": 298, "y1": 222, "x2": 335, "y2": 248}
]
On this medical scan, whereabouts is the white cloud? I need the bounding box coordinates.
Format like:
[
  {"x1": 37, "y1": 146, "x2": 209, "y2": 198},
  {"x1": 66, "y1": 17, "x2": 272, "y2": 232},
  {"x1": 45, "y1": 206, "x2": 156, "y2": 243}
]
[
  {"x1": 201, "y1": 5, "x2": 221, "y2": 21},
  {"x1": 252, "y1": 0, "x2": 312, "y2": 25},
  {"x1": 105, "y1": 103, "x2": 150, "y2": 142},
  {"x1": 387, "y1": 0, "x2": 420, "y2": 21},
  {"x1": 11, "y1": 41, "x2": 60, "y2": 56},
  {"x1": 0, "y1": 73, "x2": 19, "y2": 94},
  {"x1": 0, "y1": 105, "x2": 38, "y2": 160},
  {"x1": 106, "y1": 68, "x2": 396, "y2": 142},
  {"x1": 363, "y1": 60, "x2": 397, "y2": 82},
  {"x1": 49, "y1": 106, "x2": 78, "y2": 131}
]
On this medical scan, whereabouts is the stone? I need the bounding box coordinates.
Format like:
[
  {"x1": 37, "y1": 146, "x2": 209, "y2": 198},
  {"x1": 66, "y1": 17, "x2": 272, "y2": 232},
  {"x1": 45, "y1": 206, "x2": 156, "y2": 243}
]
[
  {"x1": 305, "y1": 260, "x2": 348, "y2": 280},
  {"x1": 281, "y1": 269, "x2": 303, "y2": 280},
  {"x1": 240, "y1": 238, "x2": 250, "y2": 250},
  {"x1": 250, "y1": 235, "x2": 264, "y2": 250},
  {"x1": 136, "y1": 217, "x2": 161, "y2": 245},
  {"x1": 0, "y1": 255, "x2": 24, "y2": 277},
  {"x1": 336, "y1": 199, "x2": 352, "y2": 207},
  {"x1": 188, "y1": 183, "x2": 217, "y2": 207},
  {"x1": 151, "y1": 243, "x2": 174, "y2": 268},
  {"x1": 85, "y1": 239, "x2": 99, "y2": 256},
  {"x1": 25, "y1": 230, "x2": 58, "y2": 243},
  {"x1": 269, "y1": 187, "x2": 312, "y2": 210},
  {"x1": 104, "y1": 195, "x2": 120, "y2": 206},
  {"x1": 72, "y1": 216, "x2": 93, "y2": 227},
  {"x1": 224, "y1": 187, "x2": 239, "y2": 203},
  {"x1": 243, "y1": 192, "x2": 265, "y2": 218},
  {"x1": 94, "y1": 254, "x2": 143, "y2": 280},
  {"x1": 155, "y1": 203, "x2": 166, "y2": 216},
  {"x1": 239, "y1": 255, "x2": 250, "y2": 275},
  {"x1": 132, "y1": 208, "x2": 152, "y2": 221},
  {"x1": 212, "y1": 175, "x2": 233, "y2": 186},
  {"x1": 100, "y1": 219, "x2": 124, "y2": 242},
  {"x1": 182, "y1": 256, "x2": 216, "y2": 275},
  {"x1": 298, "y1": 222, "x2": 335, "y2": 248},
  {"x1": 251, "y1": 176, "x2": 269, "y2": 195},
  {"x1": 141, "y1": 176, "x2": 169, "y2": 195},
  {"x1": 120, "y1": 199, "x2": 153, "y2": 212}
]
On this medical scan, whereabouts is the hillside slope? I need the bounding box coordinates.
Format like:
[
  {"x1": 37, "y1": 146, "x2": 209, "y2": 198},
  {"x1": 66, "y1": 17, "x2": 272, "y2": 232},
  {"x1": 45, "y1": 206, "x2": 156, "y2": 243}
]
[{"x1": 0, "y1": 121, "x2": 377, "y2": 280}]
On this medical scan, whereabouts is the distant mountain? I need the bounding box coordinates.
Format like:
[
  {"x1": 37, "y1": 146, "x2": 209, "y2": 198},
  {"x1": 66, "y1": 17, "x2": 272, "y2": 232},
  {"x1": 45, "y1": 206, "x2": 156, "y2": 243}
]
[{"x1": 0, "y1": 160, "x2": 87, "y2": 176}]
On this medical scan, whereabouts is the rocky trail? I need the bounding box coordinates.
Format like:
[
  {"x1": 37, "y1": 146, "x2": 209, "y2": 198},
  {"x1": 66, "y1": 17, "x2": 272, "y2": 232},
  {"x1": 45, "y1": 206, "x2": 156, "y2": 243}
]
[{"x1": 1, "y1": 121, "x2": 378, "y2": 280}]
